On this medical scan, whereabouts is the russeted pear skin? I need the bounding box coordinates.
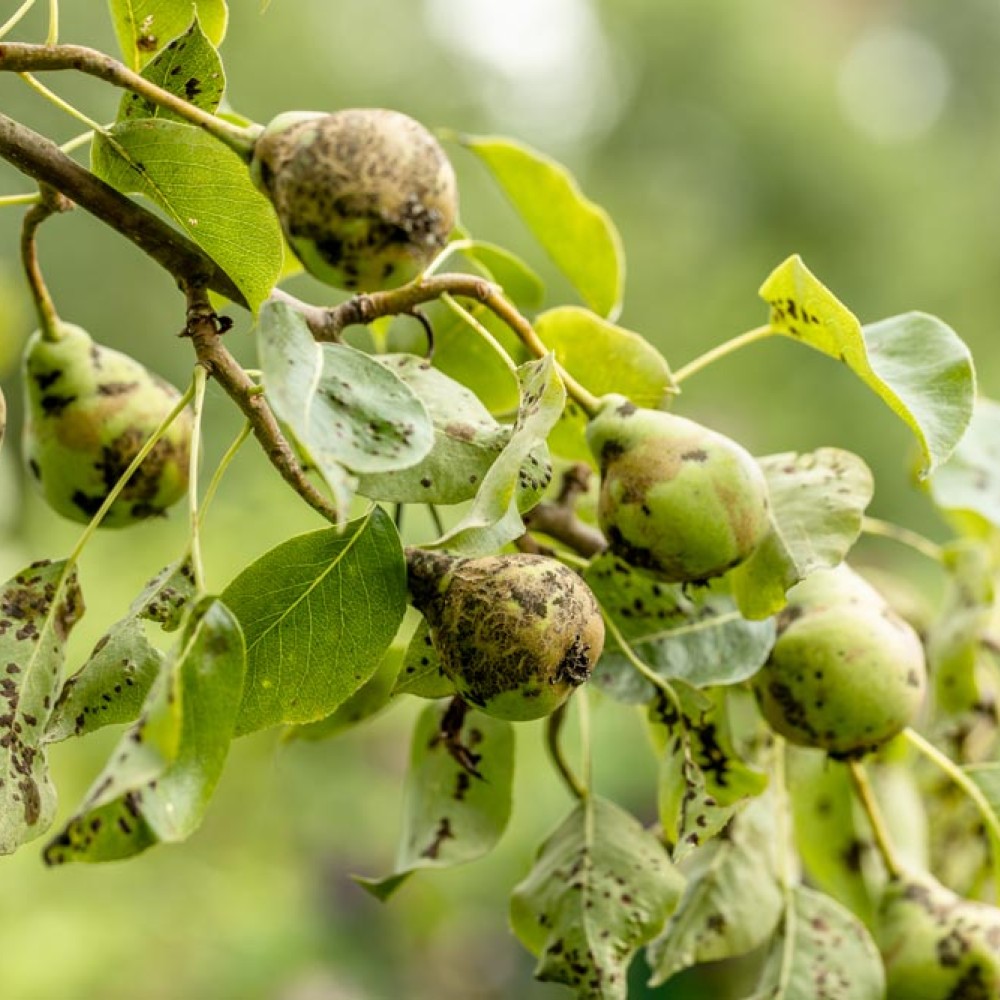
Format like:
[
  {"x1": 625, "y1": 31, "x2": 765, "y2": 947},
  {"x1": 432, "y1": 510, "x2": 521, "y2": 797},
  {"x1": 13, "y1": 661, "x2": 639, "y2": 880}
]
[
  {"x1": 406, "y1": 549, "x2": 605, "y2": 721},
  {"x1": 22, "y1": 323, "x2": 191, "y2": 527},
  {"x1": 753, "y1": 567, "x2": 927, "y2": 758},
  {"x1": 586, "y1": 394, "x2": 771, "y2": 583},
  {"x1": 877, "y1": 870, "x2": 1000, "y2": 999},
  {"x1": 250, "y1": 108, "x2": 458, "y2": 292}
]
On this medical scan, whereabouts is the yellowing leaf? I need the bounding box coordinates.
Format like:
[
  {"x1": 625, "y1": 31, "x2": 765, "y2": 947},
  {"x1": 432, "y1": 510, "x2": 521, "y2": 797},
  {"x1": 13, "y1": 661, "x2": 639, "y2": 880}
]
[{"x1": 759, "y1": 255, "x2": 975, "y2": 475}]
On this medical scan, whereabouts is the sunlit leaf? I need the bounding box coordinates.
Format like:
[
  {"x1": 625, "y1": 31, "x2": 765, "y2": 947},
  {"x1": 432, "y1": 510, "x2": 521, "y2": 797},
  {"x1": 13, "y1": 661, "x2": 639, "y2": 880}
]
[
  {"x1": 510, "y1": 796, "x2": 684, "y2": 999},
  {"x1": 357, "y1": 702, "x2": 514, "y2": 900},
  {"x1": 647, "y1": 794, "x2": 783, "y2": 986},
  {"x1": 427, "y1": 356, "x2": 561, "y2": 555},
  {"x1": 92, "y1": 120, "x2": 282, "y2": 311},
  {"x1": 535, "y1": 307, "x2": 674, "y2": 462},
  {"x1": 585, "y1": 553, "x2": 775, "y2": 704},
  {"x1": 747, "y1": 886, "x2": 885, "y2": 1000},
  {"x1": 730, "y1": 448, "x2": 874, "y2": 620},
  {"x1": 222, "y1": 511, "x2": 408, "y2": 735},
  {"x1": 760, "y1": 255, "x2": 975, "y2": 475},
  {"x1": 107, "y1": 0, "x2": 228, "y2": 70},
  {"x1": 0, "y1": 560, "x2": 84, "y2": 853},
  {"x1": 117, "y1": 17, "x2": 225, "y2": 122},
  {"x1": 44, "y1": 598, "x2": 245, "y2": 863},
  {"x1": 465, "y1": 135, "x2": 625, "y2": 319}
]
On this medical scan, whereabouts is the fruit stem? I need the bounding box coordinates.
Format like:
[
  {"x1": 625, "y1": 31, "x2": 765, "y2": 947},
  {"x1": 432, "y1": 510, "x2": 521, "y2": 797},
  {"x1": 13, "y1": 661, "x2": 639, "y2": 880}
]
[
  {"x1": 198, "y1": 420, "x2": 252, "y2": 529},
  {"x1": 847, "y1": 759, "x2": 903, "y2": 880},
  {"x1": 600, "y1": 609, "x2": 684, "y2": 718},
  {"x1": 903, "y1": 726, "x2": 1000, "y2": 897},
  {"x1": 66, "y1": 378, "x2": 196, "y2": 569},
  {"x1": 20, "y1": 191, "x2": 70, "y2": 341},
  {"x1": 0, "y1": 43, "x2": 260, "y2": 159},
  {"x1": 672, "y1": 325, "x2": 775, "y2": 385},
  {"x1": 46, "y1": 0, "x2": 57, "y2": 44},
  {"x1": 0, "y1": 192, "x2": 39, "y2": 207},
  {"x1": 861, "y1": 516, "x2": 944, "y2": 564},
  {"x1": 546, "y1": 701, "x2": 588, "y2": 801},
  {"x1": 0, "y1": 0, "x2": 34, "y2": 42},
  {"x1": 187, "y1": 366, "x2": 208, "y2": 594}
]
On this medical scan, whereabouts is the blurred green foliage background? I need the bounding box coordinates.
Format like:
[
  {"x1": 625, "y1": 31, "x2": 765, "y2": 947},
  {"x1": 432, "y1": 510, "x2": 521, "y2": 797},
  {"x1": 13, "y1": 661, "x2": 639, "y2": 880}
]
[{"x1": 0, "y1": 1, "x2": 997, "y2": 996}]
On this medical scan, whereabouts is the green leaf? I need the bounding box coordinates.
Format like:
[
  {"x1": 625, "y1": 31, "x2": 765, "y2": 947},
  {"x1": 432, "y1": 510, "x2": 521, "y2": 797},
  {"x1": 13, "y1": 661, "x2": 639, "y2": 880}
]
[
  {"x1": 535, "y1": 307, "x2": 675, "y2": 461},
  {"x1": 356, "y1": 354, "x2": 508, "y2": 504},
  {"x1": 511, "y1": 795, "x2": 684, "y2": 999},
  {"x1": 357, "y1": 702, "x2": 514, "y2": 900},
  {"x1": 257, "y1": 303, "x2": 435, "y2": 518},
  {"x1": 107, "y1": 0, "x2": 228, "y2": 70},
  {"x1": 650, "y1": 686, "x2": 768, "y2": 861},
  {"x1": 585, "y1": 553, "x2": 775, "y2": 704},
  {"x1": 118, "y1": 17, "x2": 225, "y2": 122},
  {"x1": 927, "y1": 539, "x2": 995, "y2": 715},
  {"x1": 427, "y1": 356, "x2": 561, "y2": 555},
  {"x1": 730, "y1": 448, "x2": 874, "y2": 620},
  {"x1": 222, "y1": 511, "x2": 408, "y2": 735},
  {"x1": 393, "y1": 618, "x2": 456, "y2": 700},
  {"x1": 459, "y1": 241, "x2": 545, "y2": 312},
  {"x1": 786, "y1": 748, "x2": 878, "y2": 928},
  {"x1": 92, "y1": 119, "x2": 282, "y2": 311},
  {"x1": 748, "y1": 886, "x2": 885, "y2": 1000},
  {"x1": 43, "y1": 620, "x2": 162, "y2": 744},
  {"x1": 44, "y1": 597, "x2": 245, "y2": 863},
  {"x1": 286, "y1": 608, "x2": 421, "y2": 742},
  {"x1": 464, "y1": 135, "x2": 625, "y2": 319},
  {"x1": 929, "y1": 396, "x2": 1000, "y2": 533},
  {"x1": 0, "y1": 560, "x2": 84, "y2": 853},
  {"x1": 647, "y1": 794, "x2": 783, "y2": 986},
  {"x1": 131, "y1": 554, "x2": 198, "y2": 632},
  {"x1": 759, "y1": 255, "x2": 975, "y2": 476}
]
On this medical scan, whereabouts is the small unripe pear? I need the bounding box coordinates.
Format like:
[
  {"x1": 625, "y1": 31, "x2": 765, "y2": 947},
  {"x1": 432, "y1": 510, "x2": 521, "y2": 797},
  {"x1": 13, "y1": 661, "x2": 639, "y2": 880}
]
[
  {"x1": 406, "y1": 549, "x2": 605, "y2": 721},
  {"x1": 753, "y1": 571, "x2": 926, "y2": 758},
  {"x1": 586, "y1": 395, "x2": 771, "y2": 583},
  {"x1": 250, "y1": 108, "x2": 458, "y2": 292},
  {"x1": 22, "y1": 323, "x2": 191, "y2": 527},
  {"x1": 877, "y1": 870, "x2": 1000, "y2": 999}
]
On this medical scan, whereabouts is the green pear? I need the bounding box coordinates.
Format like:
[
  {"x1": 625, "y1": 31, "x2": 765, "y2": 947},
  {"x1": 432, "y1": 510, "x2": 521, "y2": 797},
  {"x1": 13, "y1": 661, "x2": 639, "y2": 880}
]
[
  {"x1": 877, "y1": 870, "x2": 1000, "y2": 999},
  {"x1": 406, "y1": 549, "x2": 605, "y2": 721},
  {"x1": 22, "y1": 323, "x2": 192, "y2": 527},
  {"x1": 586, "y1": 394, "x2": 771, "y2": 583},
  {"x1": 250, "y1": 108, "x2": 458, "y2": 292},
  {"x1": 753, "y1": 575, "x2": 926, "y2": 758}
]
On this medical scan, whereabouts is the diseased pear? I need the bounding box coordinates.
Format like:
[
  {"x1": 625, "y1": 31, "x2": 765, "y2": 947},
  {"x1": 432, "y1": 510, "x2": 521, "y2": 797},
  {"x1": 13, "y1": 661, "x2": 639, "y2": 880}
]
[
  {"x1": 586, "y1": 394, "x2": 771, "y2": 584},
  {"x1": 22, "y1": 323, "x2": 191, "y2": 527},
  {"x1": 406, "y1": 549, "x2": 605, "y2": 721},
  {"x1": 877, "y1": 870, "x2": 1000, "y2": 1000},
  {"x1": 250, "y1": 108, "x2": 458, "y2": 292},
  {"x1": 753, "y1": 568, "x2": 926, "y2": 758}
]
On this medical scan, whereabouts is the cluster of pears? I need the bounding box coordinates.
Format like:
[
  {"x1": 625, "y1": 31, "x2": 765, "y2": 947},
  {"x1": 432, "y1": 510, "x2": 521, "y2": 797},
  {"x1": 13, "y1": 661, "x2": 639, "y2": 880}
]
[
  {"x1": 753, "y1": 565, "x2": 927, "y2": 758},
  {"x1": 586, "y1": 394, "x2": 772, "y2": 584},
  {"x1": 250, "y1": 108, "x2": 458, "y2": 293},
  {"x1": 21, "y1": 322, "x2": 191, "y2": 527},
  {"x1": 877, "y1": 869, "x2": 1000, "y2": 999},
  {"x1": 406, "y1": 548, "x2": 605, "y2": 721}
]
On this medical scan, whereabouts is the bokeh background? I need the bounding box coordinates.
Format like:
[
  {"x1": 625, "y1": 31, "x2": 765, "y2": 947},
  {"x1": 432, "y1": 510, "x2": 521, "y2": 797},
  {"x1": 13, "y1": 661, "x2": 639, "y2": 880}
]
[{"x1": 0, "y1": 1, "x2": 997, "y2": 996}]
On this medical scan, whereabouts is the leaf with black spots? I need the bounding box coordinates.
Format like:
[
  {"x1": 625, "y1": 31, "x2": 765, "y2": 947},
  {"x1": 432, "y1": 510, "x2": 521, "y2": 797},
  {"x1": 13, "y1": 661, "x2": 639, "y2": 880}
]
[
  {"x1": 510, "y1": 796, "x2": 684, "y2": 999},
  {"x1": 393, "y1": 618, "x2": 456, "y2": 700},
  {"x1": 356, "y1": 701, "x2": 513, "y2": 900},
  {"x1": 0, "y1": 559, "x2": 84, "y2": 853}
]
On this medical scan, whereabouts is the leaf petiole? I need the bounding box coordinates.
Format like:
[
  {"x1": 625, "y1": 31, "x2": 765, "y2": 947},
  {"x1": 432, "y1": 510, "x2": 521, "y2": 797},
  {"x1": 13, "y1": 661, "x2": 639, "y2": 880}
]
[
  {"x1": 187, "y1": 366, "x2": 209, "y2": 593},
  {"x1": 847, "y1": 759, "x2": 902, "y2": 879},
  {"x1": 672, "y1": 325, "x2": 774, "y2": 385},
  {"x1": 860, "y1": 516, "x2": 944, "y2": 563}
]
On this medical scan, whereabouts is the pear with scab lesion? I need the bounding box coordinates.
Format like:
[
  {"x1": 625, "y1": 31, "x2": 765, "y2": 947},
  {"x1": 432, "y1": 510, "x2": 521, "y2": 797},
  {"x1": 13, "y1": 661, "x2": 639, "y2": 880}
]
[
  {"x1": 877, "y1": 869, "x2": 1000, "y2": 999},
  {"x1": 586, "y1": 394, "x2": 771, "y2": 584},
  {"x1": 406, "y1": 548, "x2": 605, "y2": 721},
  {"x1": 21, "y1": 322, "x2": 192, "y2": 527},
  {"x1": 250, "y1": 108, "x2": 459, "y2": 292}
]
